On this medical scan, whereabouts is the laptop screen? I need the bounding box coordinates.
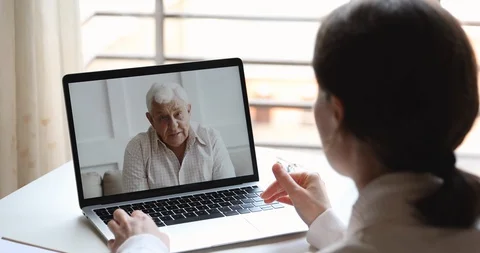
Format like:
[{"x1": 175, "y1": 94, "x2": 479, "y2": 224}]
[{"x1": 63, "y1": 59, "x2": 257, "y2": 204}]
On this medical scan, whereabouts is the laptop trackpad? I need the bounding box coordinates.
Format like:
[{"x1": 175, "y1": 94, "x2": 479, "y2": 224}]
[
  {"x1": 161, "y1": 216, "x2": 261, "y2": 253},
  {"x1": 244, "y1": 207, "x2": 308, "y2": 236}
]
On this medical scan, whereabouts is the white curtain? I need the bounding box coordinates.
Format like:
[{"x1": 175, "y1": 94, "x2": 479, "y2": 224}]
[{"x1": 0, "y1": 0, "x2": 83, "y2": 198}]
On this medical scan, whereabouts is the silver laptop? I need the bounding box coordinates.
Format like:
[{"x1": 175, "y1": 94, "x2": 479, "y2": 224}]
[{"x1": 62, "y1": 58, "x2": 307, "y2": 252}]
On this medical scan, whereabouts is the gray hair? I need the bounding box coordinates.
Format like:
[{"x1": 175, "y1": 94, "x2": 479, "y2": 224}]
[{"x1": 145, "y1": 82, "x2": 190, "y2": 112}]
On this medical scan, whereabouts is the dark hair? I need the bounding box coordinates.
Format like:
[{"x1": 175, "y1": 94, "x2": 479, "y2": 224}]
[{"x1": 313, "y1": 0, "x2": 480, "y2": 228}]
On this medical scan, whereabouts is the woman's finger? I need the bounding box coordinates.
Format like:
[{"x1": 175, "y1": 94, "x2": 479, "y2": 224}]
[
  {"x1": 113, "y1": 209, "x2": 130, "y2": 225},
  {"x1": 263, "y1": 190, "x2": 288, "y2": 203},
  {"x1": 277, "y1": 196, "x2": 294, "y2": 205},
  {"x1": 107, "y1": 239, "x2": 115, "y2": 249},
  {"x1": 131, "y1": 210, "x2": 147, "y2": 218},
  {"x1": 107, "y1": 219, "x2": 121, "y2": 234}
]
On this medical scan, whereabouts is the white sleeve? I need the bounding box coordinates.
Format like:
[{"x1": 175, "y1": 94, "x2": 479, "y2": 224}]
[
  {"x1": 307, "y1": 209, "x2": 346, "y2": 250},
  {"x1": 117, "y1": 234, "x2": 169, "y2": 253}
]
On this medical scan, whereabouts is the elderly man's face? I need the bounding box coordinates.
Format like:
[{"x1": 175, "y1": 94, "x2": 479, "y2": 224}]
[{"x1": 146, "y1": 98, "x2": 191, "y2": 148}]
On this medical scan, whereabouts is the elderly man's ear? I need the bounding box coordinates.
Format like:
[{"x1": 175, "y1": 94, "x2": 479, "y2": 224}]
[
  {"x1": 146, "y1": 112, "x2": 154, "y2": 126},
  {"x1": 187, "y1": 104, "x2": 191, "y2": 114}
]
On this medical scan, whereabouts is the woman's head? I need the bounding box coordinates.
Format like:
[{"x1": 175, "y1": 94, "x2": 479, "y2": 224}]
[{"x1": 312, "y1": 0, "x2": 479, "y2": 228}]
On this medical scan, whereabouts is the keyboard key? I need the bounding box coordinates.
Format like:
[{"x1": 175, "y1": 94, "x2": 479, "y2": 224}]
[
  {"x1": 200, "y1": 200, "x2": 213, "y2": 205},
  {"x1": 163, "y1": 212, "x2": 224, "y2": 226},
  {"x1": 98, "y1": 214, "x2": 113, "y2": 220},
  {"x1": 161, "y1": 211, "x2": 174, "y2": 216},
  {"x1": 155, "y1": 207, "x2": 167, "y2": 212},
  {"x1": 242, "y1": 199, "x2": 254, "y2": 203},
  {"x1": 119, "y1": 205, "x2": 131, "y2": 209},
  {"x1": 195, "y1": 210, "x2": 209, "y2": 216},
  {"x1": 150, "y1": 213, "x2": 162, "y2": 217},
  {"x1": 223, "y1": 196, "x2": 235, "y2": 202},
  {"x1": 169, "y1": 197, "x2": 181, "y2": 201},
  {"x1": 219, "y1": 207, "x2": 232, "y2": 213},
  {"x1": 207, "y1": 204, "x2": 220, "y2": 209},
  {"x1": 131, "y1": 205, "x2": 143, "y2": 210},
  {"x1": 184, "y1": 207, "x2": 197, "y2": 212},
  {"x1": 261, "y1": 206, "x2": 273, "y2": 211},
  {"x1": 245, "y1": 193, "x2": 257, "y2": 198},
  {"x1": 219, "y1": 202, "x2": 231, "y2": 207},
  {"x1": 177, "y1": 199, "x2": 187, "y2": 204},
  {"x1": 172, "y1": 214, "x2": 185, "y2": 220},
  {"x1": 196, "y1": 205, "x2": 209, "y2": 210},
  {"x1": 218, "y1": 190, "x2": 230, "y2": 194},
  {"x1": 156, "y1": 199, "x2": 168, "y2": 204},
  {"x1": 143, "y1": 201, "x2": 156, "y2": 205},
  {"x1": 233, "y1": 195, "x2": 246, "y2": 200},
  {"x1": 106, "y1": 207, "x2": 119, "y2": 213},
  {"x1": 94, "y1": 209, "x2": 108, "y2": 216},
  {"x1": 165, "y1": 205, "x2": 178, "y2": 211},
  {"x1": 223, "y1": 192, "x2": 236, "y2": 197},
  {"x1": 190, "y1": 201, "x2": 203, "y2": 207},
  {"x1": 184, "y1": 212, "x2": 197, "y2": 218},
  {"x1": 172, "y1": 209, "x2": 185, "y2": 214},
  {"x1": 272, "y1": 204, "x2": 284, "y2": 209},
  {"x1": 204, "y1": 195, "x2": 216, "y2": 200},
  {"x1": 249, "y1": 207, "x2": 262, "y2": 212},
  {"x1": 223, "y1": 210, "x2": 239, "y2": 216},
  {"x1": 166, "y1": 200, "x2": 180, "y2": 206},
  {"x1": 143, "y1": 208, "x2": 156, "y2": 214},
  {"x1": 211, "y1": 193, "x2": 224, "y2": 199},
  {"x1": 230, "y1": 205, "x2": 243, "y2": 210},
  {"x1": 253, "y1": 197, "x2": 263, "y2": 202},
  {"x1": 233, "y1": 190, "x2": 248, "y2": 195},
  {"x1": 160, "y1": 216, "x2": 173, "y2": 222},
  {"x1": 241, "y1": 203, "x2": 254, "y2": 208},
  {"x1": 207, "y1": 209, "x2": 220, "y2": 214},
  {"x1": 212, "y1": 199, "x2": 223, "y2": 203},
  {"x1": 238, "y1": 209, "x2": 251, "y2": 214},
  {"x1": 245, "y1": 187, "x2": 262, "y2": 193},
  {"x1": 230, "y1": 200, "x2": 242, "y2": 205},
  {"x1": 188, "y1": 197, "x2": 202, "y2": 202},
  {"x1": 254, "y1": 202, "x2": 267, "y2": 207},
  {"x1": 142, "y1": 204, "x2": 156, "y2": 209},
  {"x1": 177, "y1": 203, "x2": 190, "y2": 209}
]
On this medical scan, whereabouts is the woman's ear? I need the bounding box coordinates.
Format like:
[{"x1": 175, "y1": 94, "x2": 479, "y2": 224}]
[{"x1": 330, "y1": 95, "x2": 344, "y2": 128}]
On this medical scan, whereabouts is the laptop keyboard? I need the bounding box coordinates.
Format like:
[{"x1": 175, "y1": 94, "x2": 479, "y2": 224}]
[{"x1": 93, "y1": 185, "x2": 283, "y2": 227}]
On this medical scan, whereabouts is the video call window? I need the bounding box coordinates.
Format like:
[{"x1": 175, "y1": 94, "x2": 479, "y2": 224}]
[{"x1": 68, "y1": 66, "x2": 254, "y2": 199}]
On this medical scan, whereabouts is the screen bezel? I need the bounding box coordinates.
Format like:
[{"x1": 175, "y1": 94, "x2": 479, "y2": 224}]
[{"x1": 62, "y1": 58, "x2": 259, "y2": 208}]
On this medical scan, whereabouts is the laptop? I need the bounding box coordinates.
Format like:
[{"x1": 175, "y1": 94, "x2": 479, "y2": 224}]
[{"x1": 62, "y1": 58, "x2": 308, "y2": 252}]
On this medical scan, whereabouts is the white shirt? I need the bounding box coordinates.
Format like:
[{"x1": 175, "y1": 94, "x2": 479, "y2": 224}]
[
  {"x1": 117, "y1": 172, "x2": 480, "y2": 253},
  {"x1": 122, "y1": 122, "x2": 236, "y2": 192}
]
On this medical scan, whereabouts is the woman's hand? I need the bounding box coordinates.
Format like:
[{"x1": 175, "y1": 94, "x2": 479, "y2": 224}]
[
  {"x1": 261, "y1": 163, "x2": 331, "y2": 226},
  {"x1": 107, "y1": 209, "x2": 170, "y2": 252}
]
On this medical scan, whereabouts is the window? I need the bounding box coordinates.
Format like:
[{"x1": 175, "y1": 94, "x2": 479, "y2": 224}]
[
  {"x1": 441, "y1": 0, "x2": 480, "y2": 154},
  {"x1": 80, "y1": 0, "x2": 480, "y2": 153}
]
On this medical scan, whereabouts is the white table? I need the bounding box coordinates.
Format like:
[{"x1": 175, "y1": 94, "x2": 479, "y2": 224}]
[{"x1": 0, "y1": 147, "x2": 357, "y2": 253}]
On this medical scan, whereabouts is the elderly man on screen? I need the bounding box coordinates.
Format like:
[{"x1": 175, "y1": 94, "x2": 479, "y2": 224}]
[{"x1": 122, "y1": 82, "x2": 236, "y2": 192}]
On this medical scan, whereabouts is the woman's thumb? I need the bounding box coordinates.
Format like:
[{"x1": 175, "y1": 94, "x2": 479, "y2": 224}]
[{"x1": 272, "y1": 163, "x2": 302, "y2": 196}]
